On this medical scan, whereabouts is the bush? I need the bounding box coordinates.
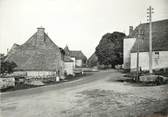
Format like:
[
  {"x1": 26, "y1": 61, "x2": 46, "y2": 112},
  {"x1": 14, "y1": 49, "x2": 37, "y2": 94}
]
[{"x1": 1, "y1": 61, "x2": 17, "y2": 74}]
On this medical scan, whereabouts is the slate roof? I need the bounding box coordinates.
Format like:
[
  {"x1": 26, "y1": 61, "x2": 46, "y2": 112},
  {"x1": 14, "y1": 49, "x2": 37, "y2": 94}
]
[
  {"x1": 70, "y1": 51, "x2": 87, "y2": 60},
  {"x1": 6, "y1": 27, "x2": 63, "y2": 71},
  {"x1": 64, "y1": 45, "x2": 70, "y2": 56},
  {"x1": 88, "y1": 53, "x2": 98, "y2": 62},
  {"x1": 130, "y1": 19, "x2": 168, "y2": 53},
  {"x1": 87, "y1": 52, "x2": 98, "y2": 67},
  {"x1": 64, "y1": 56, "x2": 74, "y2": 62},
  {"x1": 64, "y1": 46, "x2": 87, "y2": 61}
]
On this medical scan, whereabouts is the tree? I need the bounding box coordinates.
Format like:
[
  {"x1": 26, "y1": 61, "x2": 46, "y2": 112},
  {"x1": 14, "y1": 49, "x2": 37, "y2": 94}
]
[
  {"x1": 0, "y1": 54, "x2": 17, "y2": 74},
  {"x1": 95, "y1": 32, "x2": 125, "y2": 68}
]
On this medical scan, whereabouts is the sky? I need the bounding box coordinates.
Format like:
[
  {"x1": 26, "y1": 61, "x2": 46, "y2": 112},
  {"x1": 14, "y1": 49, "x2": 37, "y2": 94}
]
[{"x1": 0, "y1": 0, "x2": 168, "y2": 58}]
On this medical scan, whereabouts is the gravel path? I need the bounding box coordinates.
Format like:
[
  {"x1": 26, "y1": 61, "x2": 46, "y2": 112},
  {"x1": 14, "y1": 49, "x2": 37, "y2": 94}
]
[{"x1": 1, "y1": 70, "x2": 168, "y2": 117}]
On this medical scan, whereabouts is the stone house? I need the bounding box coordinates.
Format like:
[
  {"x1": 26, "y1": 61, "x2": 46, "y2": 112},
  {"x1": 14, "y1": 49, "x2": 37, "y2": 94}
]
[{"x1": 6, "y1": 27, "x2": 64, "y2": 78}]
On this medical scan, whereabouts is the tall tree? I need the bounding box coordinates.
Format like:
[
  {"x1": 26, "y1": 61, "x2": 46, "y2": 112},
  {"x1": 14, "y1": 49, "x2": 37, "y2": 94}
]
[{"x1": 95, "y1": 32, "x2": 125, "y2": 68}]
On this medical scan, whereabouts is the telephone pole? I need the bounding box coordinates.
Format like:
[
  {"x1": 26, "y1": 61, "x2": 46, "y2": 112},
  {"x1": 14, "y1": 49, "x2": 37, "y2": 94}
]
[
  {"x1": 147, "y1": 6, "x2": 154, "y2": 74},
  {"x1": 136, "y1": 25, "x2": 144, "y2": 81}
]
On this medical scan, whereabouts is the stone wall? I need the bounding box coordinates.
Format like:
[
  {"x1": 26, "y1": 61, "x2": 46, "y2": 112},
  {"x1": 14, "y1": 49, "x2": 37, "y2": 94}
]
[{"x1": 0, "y1": 77, "x2": 15, "y2": 89}]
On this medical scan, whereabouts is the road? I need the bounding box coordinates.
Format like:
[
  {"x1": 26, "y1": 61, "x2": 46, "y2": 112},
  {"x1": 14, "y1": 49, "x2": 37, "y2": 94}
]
[{"x1": 0, "y1": 70, "x2": 168, "y2": 117}]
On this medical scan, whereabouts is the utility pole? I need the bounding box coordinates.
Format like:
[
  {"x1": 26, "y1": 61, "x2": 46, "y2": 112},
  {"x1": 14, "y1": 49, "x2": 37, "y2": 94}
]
[
  {"x1": 136, "y1": 33, "x2": 140, "y2": 81},
  {"x1": 147, "y1": 6, "x2": 154, "y2": 74},
  {"x1": 136, "y1": 25, "x2": 144, "y2": 81}
]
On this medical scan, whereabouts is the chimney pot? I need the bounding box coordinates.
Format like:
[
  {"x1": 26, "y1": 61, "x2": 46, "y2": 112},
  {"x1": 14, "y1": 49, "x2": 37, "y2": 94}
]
[{"x1": 37, "y1": 26, "x2": 45, "y2": 32}]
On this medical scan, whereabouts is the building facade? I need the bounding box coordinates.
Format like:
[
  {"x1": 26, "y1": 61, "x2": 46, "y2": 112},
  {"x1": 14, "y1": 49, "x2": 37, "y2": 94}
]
[
  {"x1": 125, "y1": 19, "x2": 168, "y2": 71},
  {"x1": 131, "y1": 51, "x2": 168, "y2": 71},
  {"x1": 64, "y1": 45, "x2": 87, "y2": 67},
  {"x1": 123, "y1": 38, "x2": 136, "y2": 70},
  {"x1": 63, "y1": 56, "x2": 74, "y2": 75},
  {"x1": 6, "y1": 27, "x2": 64, "y2": 78}
]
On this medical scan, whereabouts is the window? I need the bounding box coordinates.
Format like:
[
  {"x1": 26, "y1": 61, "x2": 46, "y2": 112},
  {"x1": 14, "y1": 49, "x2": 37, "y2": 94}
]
[
  {"x1": 155, "y1": 51, "x2": 159, "y2": 55},
  {"x1": 154, "y1": 51, "x2": 159, "y2": 59}
]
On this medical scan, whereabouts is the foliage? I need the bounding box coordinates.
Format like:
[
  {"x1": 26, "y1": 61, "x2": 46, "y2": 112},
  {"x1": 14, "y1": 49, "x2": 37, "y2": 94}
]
[
  {"x1": 0, "y1": 54, "x2": 17, "y2": 74},
  {"x1": 95, "y1": 32, "x2": 125, "y2": 68}
]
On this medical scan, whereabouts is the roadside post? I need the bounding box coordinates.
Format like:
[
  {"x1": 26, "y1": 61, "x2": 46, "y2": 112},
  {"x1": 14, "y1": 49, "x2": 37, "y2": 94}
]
[{"x1": 147, "y1": 6, "x2": 154, "y2": 74}]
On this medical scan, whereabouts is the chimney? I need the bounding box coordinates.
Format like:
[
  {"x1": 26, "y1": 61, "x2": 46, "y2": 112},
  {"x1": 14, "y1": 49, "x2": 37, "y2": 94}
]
[
  {"x1": 129, "y1": 26, "x2": 133, "y2": 37},
  {"x1": 37, "y1": 26, "x2": 45, "y2": 41}
]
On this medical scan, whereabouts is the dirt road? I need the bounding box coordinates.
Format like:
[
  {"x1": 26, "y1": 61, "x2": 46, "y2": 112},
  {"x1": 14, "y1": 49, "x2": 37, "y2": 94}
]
[{"x1": 1, "y1": 70, "x2": 168, "y2": 117}]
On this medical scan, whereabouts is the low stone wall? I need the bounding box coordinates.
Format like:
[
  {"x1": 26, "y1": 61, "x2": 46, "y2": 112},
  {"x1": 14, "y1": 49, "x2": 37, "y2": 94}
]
[
  {"x1": 140, "y1": 75, "x2": 168, "y2": 83},
  {"x1": 25, "y1": 76, "x2": 55, "y2": 83},
  {"x1": 0, "y1": 77, "x2": 15, "y2": 89}
]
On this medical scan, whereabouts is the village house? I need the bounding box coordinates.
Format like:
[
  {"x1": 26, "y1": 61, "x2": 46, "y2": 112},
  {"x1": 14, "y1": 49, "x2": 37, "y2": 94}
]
[
  {"x1": 64, "y1": 45, "x2": 87, "y2": 68},
  {"x1": 124, "y1": 19, "x2": 168, "y2": 71},
  {"x1": 6, "y1": 27, "x2": 65, "y2": 78},
  {"x1": 63, "y1": 56, "x2": 75, "y2": 76},
  {"x1": 59, "y1": 48, "x2": 75, "y2": 76}
]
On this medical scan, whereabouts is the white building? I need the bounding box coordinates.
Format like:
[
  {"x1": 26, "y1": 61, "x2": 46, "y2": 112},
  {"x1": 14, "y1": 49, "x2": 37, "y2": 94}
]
[
  {"x1": 64, "y1": 45, "x2": 87, "y2": 67},
  {"x1": 124, "y1": 19, "x2": 168, "y2": 71},
  {"x1": 131, "y1": 51, "x2": 168, "y2": 71},
  {"x1": 123, "y1": 38, "x2": 136, "y2": 70},
  {"x1": 63, "y1": 56, "x2": 74, "y2": 75}
]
